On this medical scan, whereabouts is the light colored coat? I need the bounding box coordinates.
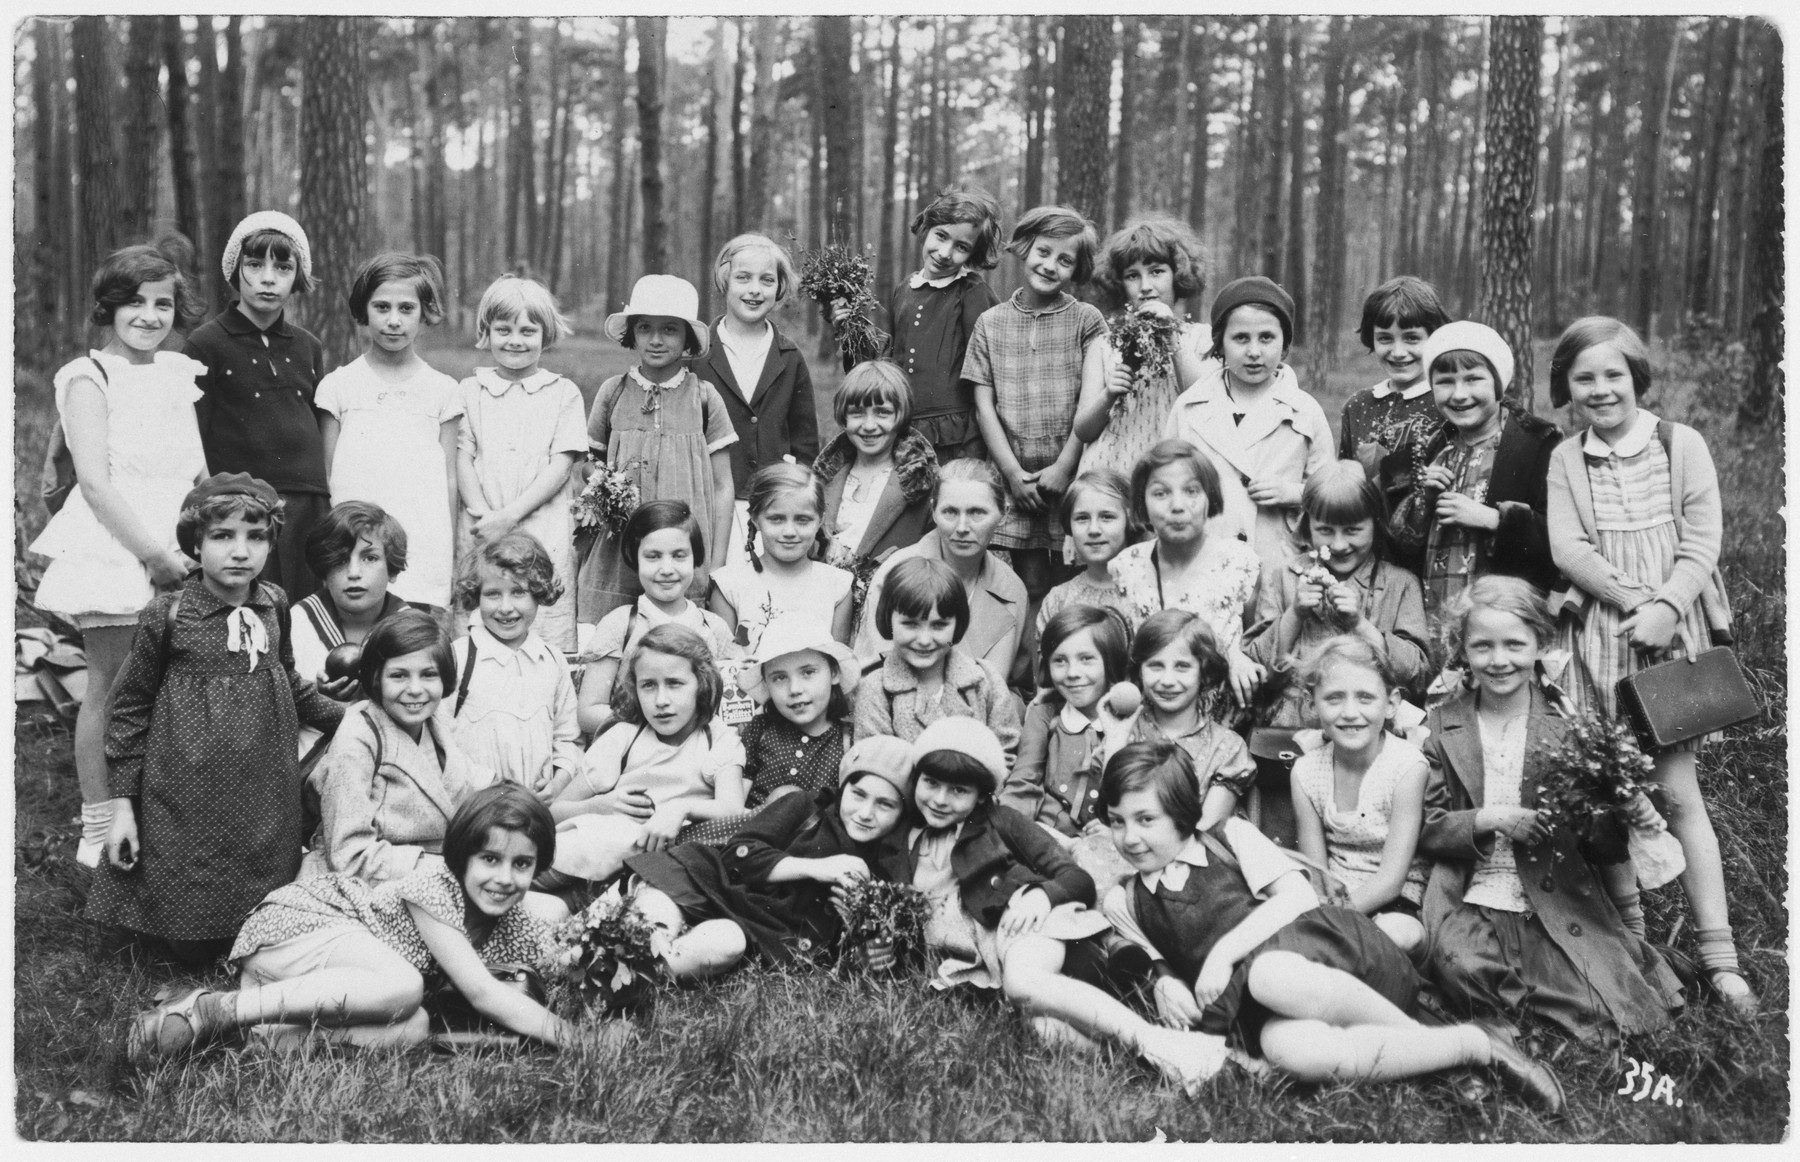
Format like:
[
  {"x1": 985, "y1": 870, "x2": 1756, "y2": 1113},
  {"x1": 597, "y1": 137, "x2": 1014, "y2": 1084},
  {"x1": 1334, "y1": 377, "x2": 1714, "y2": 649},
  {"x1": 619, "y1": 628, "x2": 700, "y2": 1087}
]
[{"x1": 851, "y1": 646, "x2": 1022, "y2": 758}]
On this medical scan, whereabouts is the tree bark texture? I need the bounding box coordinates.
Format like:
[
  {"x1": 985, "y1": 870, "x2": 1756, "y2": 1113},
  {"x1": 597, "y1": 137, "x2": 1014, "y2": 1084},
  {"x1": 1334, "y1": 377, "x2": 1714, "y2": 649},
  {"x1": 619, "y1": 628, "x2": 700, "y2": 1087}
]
[
  {"x1": 120, "y1": 17, "x2": 163, "y2": 245},
  {"x1": 1113, "y1": 17, "x2": 1139, "y2": 227},
  {"x1": 636, "y1": 16, "x2": 669, "y2": 276},
  {"x1": 71, "y1": 16, "x2": 123, "y2": 269},
  {"x1": 1624, "y1": 16, "x2": 1679, "y2": 339},
  {"x1": 1259, "y1": 17, "x2": 1288, "y2": 280},
  {"x1": 816, "y1": 16, "x2": 862, "y2": 246},
  {"x1": 1477, "y1": 16, "x2": 1542, "y2": 409},
  {"x1": 1187, "y1": 21, "x2": 1210, "y2": 235},
  {"x1": 1738, "y1": 19, "x2": 1783, "y2": 427},
  {"x1": 1305, "y1": 16, "x2": 1349, "y2": 379},
  {"x1": 215, "y1": 17, "x2": 248, "y2": 260},
  {"x1": 296, "y1": 17, "x2": 371, "y2": 367},
  {"x1": 1685, "y1": 18, "x2": 1739, "y2": 321},
  {"x1": 1055, "y1": 16, "x2": 1114, "y2": 227},
  {"x1": 162, "y1": 18, "x2": 201, "y2": 250}
]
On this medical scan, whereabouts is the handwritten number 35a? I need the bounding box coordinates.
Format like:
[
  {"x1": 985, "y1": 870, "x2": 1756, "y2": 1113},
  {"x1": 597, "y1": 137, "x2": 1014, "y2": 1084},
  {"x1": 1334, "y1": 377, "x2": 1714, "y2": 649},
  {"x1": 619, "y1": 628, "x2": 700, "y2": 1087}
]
[{"x1": 1618, "y1": 1057, "x2": 1679, "y2": 1105}]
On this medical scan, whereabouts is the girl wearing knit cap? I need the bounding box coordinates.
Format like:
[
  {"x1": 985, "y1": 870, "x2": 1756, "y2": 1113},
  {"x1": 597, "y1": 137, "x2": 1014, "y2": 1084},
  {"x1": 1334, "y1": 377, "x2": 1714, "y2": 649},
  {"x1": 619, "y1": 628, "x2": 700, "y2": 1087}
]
[
  {"x1": 1387, "y1": 321, "x2": 1561, "y2": 653},
  {"x1": 621, "y1": 734, "x2": 917, "y2": 978},
  {"x1": 1163, "y1": 275, "x2": 1334, "y2": 571},
  {"x1": 86, "y1": 474, "x2": 346, "y2": 965},
  {"x1": 184, "y1": 211, "x2": 333, "y2": 602}
]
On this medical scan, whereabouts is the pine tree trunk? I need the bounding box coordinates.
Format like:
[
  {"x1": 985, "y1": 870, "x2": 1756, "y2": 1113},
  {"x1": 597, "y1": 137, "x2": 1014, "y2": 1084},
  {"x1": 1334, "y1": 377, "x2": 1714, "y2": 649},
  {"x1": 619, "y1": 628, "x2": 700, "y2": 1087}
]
[
  {"x1": 1233, "y1": 26, "x2": 1263, "y2": 273},
  {"x1": 1458, "y1": 23, "x2": 1488, "y2": 312},
  {"x1": 162, "y1": 18, "x2": 201, "y2": 249},
  {"x1": 72, "y1": 16, "x2": 124, "y2": 267},
  {"x1": 698, "y1": 19, "x2": 728, "y2": 314},
  {"x1": 743, "y1": 16, "x2": 779, "y2": 230},
  {"x1": 509, "y1": 19, "x2": 538, "y2": 270},
  {"x1": 546, "y1": 35, "x2": 578, "y2": 292},
  {"x1": 636, "y1": 16, "x2": 668, "y2": 276},
  {"x1": 1396, "y1": 28, "x2": 1420, "y2": 273},
  {"x1": 1186, "y1": 21, "x2": 1211, "y2": 236},
  {"x1": 1737, "y1": 19, "x2": 1783, "y2": 427},
  {"x1": 1112, "y1": 17, "x2": 1139, "y2": 227},
  {"x1": 295, "y1": 17, "x2": 370, "y2": 367},
  {"x1": 1284, "y1": 30, "x2": 1308, "y2": 345},
  {"x1": 215, "y1": 17, "x2": 248, "y2": 253},
  {"x1": 120, "y1": 16, "x2": 163, "y2": 244},
  {"x1": 538, "y1": 21, "x2": 566, "y2": 278},
  {"x1": 1539, "y1": 20, "x2": 1570, "y2": 332},
  {"x1": 816, "y1": 16, "x2": 862, "y2": 246},
  {"x1": 194, "y1": 18, "x2": 221, "y2": 298},
  {"x1": 1420, "y1": 18, "x2": 1449, "y2": 285},
  {"x1": 877, "y1": 18, "x2": 904, "y2": 291},
  {"x1": 1055, "y1": 16, "x2": 1114, "y2": 226},
  {"x1": 31, "y1": 19, "x2": 63, "y2": 340},
  {"x1": 1305, "y1": 17, "x2": 1349, "y2": 380},
  {"x1": 1170, "y1": 19, "x2": 1190, "y2": 213},
  {"x1": 729, "y1": 18, "x2": 748, "y2": 236},
  {"x1": 1625, "y1": 17, "x2": 1679, "y2": 339},
  {"x1": 1687, "y1": 19, "x2": 1741, "y2": 321},
  {"x1": 1259, "y1": 17, "x2": 1288, "y2": 279},
  {"x1": 1478, "y1": 16, "x2": 1542, "y2": 409}
]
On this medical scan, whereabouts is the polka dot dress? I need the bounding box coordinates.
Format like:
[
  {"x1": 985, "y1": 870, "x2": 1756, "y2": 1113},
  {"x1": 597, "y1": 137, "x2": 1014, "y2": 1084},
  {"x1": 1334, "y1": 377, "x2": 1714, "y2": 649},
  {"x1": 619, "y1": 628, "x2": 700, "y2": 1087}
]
[
  {"x1": 86, "y1": 579, "x2": 345, "y2": 942},
  {"x1": 680, "y1": 714, "x2": 848, "y2": 846}
]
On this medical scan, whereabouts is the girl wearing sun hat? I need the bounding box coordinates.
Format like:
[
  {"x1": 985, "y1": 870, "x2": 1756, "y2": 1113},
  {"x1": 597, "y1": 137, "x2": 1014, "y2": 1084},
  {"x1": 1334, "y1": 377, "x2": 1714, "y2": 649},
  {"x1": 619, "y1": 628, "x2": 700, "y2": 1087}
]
[{"x1": 576, "y1": 275, "x2": 740, "y2": 624}]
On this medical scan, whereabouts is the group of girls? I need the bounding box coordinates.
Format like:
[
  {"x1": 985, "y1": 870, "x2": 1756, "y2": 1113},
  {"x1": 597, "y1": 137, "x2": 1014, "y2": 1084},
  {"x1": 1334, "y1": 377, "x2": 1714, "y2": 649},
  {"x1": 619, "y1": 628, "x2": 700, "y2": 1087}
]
[{"x1": 41, "y1": 186, "x2": 1753, "y2": 1103}]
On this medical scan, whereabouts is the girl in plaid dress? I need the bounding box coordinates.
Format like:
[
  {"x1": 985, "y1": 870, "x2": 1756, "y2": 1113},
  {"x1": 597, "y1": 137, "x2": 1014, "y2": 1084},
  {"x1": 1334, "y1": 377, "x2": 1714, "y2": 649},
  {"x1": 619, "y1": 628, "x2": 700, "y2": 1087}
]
[
  {"x1": 1545, "y1": 317, "x2": 1755, "y2": 1014},
  {"x1": 966, "y1": 206, "x2": 1107, "y2": 614}
]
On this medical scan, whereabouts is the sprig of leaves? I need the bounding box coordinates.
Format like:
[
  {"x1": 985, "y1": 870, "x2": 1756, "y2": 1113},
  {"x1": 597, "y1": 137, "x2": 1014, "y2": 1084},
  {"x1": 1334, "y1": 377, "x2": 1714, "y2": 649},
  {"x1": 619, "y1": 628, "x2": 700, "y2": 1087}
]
[
  {"x1": 835, "y1": 878, "x2": 931, "y2": 965},
  {"x1": 553, "y1": 892, "x2": 666, "y2": 1015},
  {"x1": 1533, "y1": 713, "x2": 1660, "y2": 864},
  {"x1": 797, "y1": 244, "x2": 891, "y2": 363},
  {"x1": 1108, "y1": 307, "x2": 1181, "y2": 380}
]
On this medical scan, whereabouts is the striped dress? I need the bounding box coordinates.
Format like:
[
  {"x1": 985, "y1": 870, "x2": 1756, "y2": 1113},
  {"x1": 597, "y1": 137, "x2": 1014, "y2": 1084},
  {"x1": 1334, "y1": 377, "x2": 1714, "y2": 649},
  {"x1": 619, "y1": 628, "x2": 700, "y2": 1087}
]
[{"x1": 1555, "y1": 434, "x2": 1713, "y2": 727}]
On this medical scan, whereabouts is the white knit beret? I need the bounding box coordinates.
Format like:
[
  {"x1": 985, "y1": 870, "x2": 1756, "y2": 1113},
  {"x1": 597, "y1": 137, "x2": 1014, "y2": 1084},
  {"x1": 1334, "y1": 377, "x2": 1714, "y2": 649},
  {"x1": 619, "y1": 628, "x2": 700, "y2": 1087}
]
[
  {"x1": 221, "y1": 211, "x2": 313, "y2": 283},
  {"x1": 1419, "y1": 320, "x2": 1515, "y2": 392}
]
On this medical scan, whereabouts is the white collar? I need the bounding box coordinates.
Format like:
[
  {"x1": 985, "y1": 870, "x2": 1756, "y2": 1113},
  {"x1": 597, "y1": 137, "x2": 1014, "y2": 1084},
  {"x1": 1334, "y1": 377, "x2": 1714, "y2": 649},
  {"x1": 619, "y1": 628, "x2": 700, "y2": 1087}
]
[
  {"x1": 909, "y1": 268, "x2": 971, "y2": 290},
  {"x1": 908, "y1": 820, "x2": 966, "y2": 850},
  {"x1": 1138, "y1": 835, "x2": 1210, "y2": 892},
  {"x1": 717, "y1": 321, "x2": 774, "y2": 354},
  {"x1": 1058, "y1": 702, "x2": 1098, "y2": 734},
  {"x1": 635, "y1": 595, "x2": 698, "y2": 626},
  {"x1": 1369, "y1": 377, "x2": 1431, "y2": 401},
  {"x1": 1581, "y1": 409, "x2": 1659, "y2": 458},
  {"x1": 1177, "y1": 359, "x2": 1304, "y2": 411},
  {"x1": 475, "y1": 366, "x2": 559, "y2": 396},
  {"x1": 466, "y1": 619, "x2": 555, "y2": 666},
  {"x1": 628, "y1": 365, "x2": 688, "y2": 393}
]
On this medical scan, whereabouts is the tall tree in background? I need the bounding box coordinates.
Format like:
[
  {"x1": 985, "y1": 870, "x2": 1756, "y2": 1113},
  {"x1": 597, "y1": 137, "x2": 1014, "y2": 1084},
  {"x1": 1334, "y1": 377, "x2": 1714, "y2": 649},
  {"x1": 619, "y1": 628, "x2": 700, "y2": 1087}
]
[
  {"x1": 1305, "y1": 17, "x2": 1349, "y2": 378},
  {"x1": 1187, "y1": 21, "x2": 1210, "y2": 236},
  {"x1": 1478, "y1": 16, "x2": 1542, "y2": 407},
  {"x1": 742, "y1": 17, "x2": 779, "y2": 231},
  {"x1": 1055, "y1": 16, "x2": 1114, "y2": 226},
  {"x1": 1538, "y1": 20, "x2": 1570, "y2": 332},
  {"x1": 296, "y1": 18, "x2": 371, "y2": 365},
  {"x1": 1112, "y1": 17, "x2": 1139, "y2": 225},
  {"x1": 876, "y1": 18, "x2": 904, "y2": 289},
  {"x1": 1259, "y1": 17, "x2": 1288, "y2": 279},
  {"x1": 215, "y1": 18, "x2": 248, "y2": 261},
  {"x1": 1283, "y1": 30, "x2": 1308, "y2": 345},
  {"x1": 119, "y1": 17, "x2": 163, "y2": 244},
  {"x1": 1738, "y1": 19, "x2": 1782, "y2": 427},
  {"x1": 71, "y1": 16, "x2": 123, "y2": 270},
  {"x1": 816, "y1": 16, "x2": 862, "y2": 245},
  {"x1": 636, "y1": 16, "x2": 668, "y2": 275},
  {"x1": 1686, "y1": 18, "x2": 1739, "y2": 322},
  {"x1": 506, "y1": 19, "x2": 538, "y2": 269},
  {"x1": 162, "y1": 17, "x2": 201, "y2": 249},
  {"x1": 1021, "y1": 17, "x2": 1048, "y2": 209},
  {"x1": 1624, "y1": 16, "x2": 1679, "y2": 339}
]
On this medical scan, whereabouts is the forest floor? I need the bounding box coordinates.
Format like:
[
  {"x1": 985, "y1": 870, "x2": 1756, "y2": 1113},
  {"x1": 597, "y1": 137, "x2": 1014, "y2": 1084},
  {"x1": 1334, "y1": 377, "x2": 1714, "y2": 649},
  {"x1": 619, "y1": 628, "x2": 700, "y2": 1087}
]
[{"x1": 11, "y1": 330, "x2": 1789, "y2": 1142}]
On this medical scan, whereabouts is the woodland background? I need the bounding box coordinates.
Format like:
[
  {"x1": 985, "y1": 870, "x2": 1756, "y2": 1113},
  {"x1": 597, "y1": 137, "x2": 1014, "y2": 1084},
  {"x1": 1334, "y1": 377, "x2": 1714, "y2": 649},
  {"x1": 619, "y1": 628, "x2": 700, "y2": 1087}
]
[{"x1": 9, "y1": 14, "x2": 1787, "y2": 421}]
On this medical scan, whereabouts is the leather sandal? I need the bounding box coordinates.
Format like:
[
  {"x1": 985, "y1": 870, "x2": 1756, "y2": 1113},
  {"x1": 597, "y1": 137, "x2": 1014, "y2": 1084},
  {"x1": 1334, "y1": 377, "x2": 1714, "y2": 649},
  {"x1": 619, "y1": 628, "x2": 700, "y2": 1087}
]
[
  {"x1": 125, "y1": 986, "x2": 217, "y2": 1067},
  {"x1": 1474, "y1": 1019, "x2": 1565, "y2": 1114}
]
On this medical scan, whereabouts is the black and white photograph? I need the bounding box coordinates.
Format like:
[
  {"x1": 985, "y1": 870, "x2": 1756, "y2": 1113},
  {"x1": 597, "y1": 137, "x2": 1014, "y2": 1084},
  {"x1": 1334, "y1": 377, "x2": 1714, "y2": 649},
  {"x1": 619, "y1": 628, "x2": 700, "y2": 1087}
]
[{"x1": 9, "y1": 9, "x2": 1788, "y2": 1145}]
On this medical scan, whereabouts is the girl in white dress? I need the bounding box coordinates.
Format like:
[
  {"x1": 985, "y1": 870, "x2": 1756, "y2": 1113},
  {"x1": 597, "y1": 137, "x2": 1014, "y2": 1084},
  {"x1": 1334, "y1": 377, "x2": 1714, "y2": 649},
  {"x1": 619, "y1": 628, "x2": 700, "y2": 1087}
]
[
  {"x1": 710, "y1": 463, "x2": 855, "y2": 650},
  {"x1": 455, "y1": 276, "x2": 586, "y2": 650},
  {"x1": 31, "y1": 239, "x2": 210, "y2": 865},
  {"x1": 318, "y1": 253, "x2": 463, "y2": 609}
]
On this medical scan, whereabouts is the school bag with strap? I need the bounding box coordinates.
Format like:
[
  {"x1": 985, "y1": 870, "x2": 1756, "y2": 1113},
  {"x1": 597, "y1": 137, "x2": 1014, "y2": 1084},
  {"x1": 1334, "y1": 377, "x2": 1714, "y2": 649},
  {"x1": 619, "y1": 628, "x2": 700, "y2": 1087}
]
[
  {"x1": 39, "y1": 356, "x2": 107, "y2": 516},
  {"x1": 453, "y1": 634, "x2": 479, "y2": 717}
]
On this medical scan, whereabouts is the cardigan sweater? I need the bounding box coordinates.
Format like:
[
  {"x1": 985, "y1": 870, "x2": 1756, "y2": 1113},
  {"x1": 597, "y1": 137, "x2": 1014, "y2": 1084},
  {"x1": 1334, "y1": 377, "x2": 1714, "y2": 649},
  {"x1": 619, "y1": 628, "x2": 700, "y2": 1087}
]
[
  {"x1": 1545, "y1": 419, "x2": 1732, "y2": 642},
  {"x1": 691, "y1": 319, "x2": 820, "y2": 500}
]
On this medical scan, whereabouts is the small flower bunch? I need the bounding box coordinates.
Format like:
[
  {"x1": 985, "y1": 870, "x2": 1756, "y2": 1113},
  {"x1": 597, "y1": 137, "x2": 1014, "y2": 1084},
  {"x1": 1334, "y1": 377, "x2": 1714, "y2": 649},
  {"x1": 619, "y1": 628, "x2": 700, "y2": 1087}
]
[
  {"x1": 835, "y1": 878, "x2": 932, "y2": 971},
  {"x1": 1296, "y1": 546, "x2": 1357, "y2": 631},
  {"x1": 797, "y1": 244, "x2": 890, "y2": 363},
  {"x1": 1107, "y1": 307, "x2": 1182, "y2": 402},
  {"x1": 553, "y1": 891, "x2": 666, "y2": 1015},
  {"x1": 572, "y1": 458, "x2": 642, "y2": 540},
  {"x1": 1533, "y1": 713, "x2": 1661, "y2": 864}
]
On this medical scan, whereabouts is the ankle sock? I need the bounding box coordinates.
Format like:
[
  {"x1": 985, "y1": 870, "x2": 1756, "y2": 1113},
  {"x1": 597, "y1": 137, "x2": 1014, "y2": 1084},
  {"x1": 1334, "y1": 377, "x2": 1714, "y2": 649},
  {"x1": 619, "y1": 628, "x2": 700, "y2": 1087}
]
[
  {"x1": 1695, "y1": 926, "x2": 1742, "y2": 975},
  {"x1": 1612, "y1": 891, "x2": 1646, "y2": 939}
]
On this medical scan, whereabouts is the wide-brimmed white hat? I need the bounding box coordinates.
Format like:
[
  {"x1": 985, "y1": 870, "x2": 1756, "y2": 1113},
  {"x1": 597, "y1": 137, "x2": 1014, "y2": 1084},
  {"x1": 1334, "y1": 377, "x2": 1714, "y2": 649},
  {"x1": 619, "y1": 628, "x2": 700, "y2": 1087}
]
[
  {"x1": 604, "y1": 274, "x2": 710, "y2": 358},
  {"x1": 741, "y1": 616, "x2": 859, "y2": 703}
]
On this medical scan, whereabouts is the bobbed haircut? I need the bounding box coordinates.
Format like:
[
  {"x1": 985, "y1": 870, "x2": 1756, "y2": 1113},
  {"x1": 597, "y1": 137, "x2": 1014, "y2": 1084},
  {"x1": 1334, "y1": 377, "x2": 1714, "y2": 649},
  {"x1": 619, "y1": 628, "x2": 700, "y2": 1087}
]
[
  {"x1": 474, "y1": 274, "x2": 571, "y2": 349},
  {"x1": 933, "y1": 456, "x2": 1009, "y2": 515},
  {"x1": 1130, "y1": 609, "x2": 1228, "y2": 692},
  {"x1": 620, "y1": 500, "x2": 706, "y2": 570},
  {"x1": 1440, "y1": 574, "x2": 1556, "y2": 668},
  {"x1": 619, "y1": 315, "x2": 705, "y2": 356},
  {"x1": 348, "y1": 251, "x2": 447, "y2": 326},
  {"x1": 305, "y1": 500, "x2": 409, "y2": 583},
  {"x1": 1058, "y1": 468, "x2": 1140, "y2": 543},
  {"x1": 744, "y1": 463, "x2": 826, "y2": 570},
  {"x1": 713, "y1": 233, "x2": 797, "y2": 303},
  {"x1": 910, "y1": 184, "x2": 1005, "y2": 271},
  {"x1": 1295, "y1": 633, "x2": 1402, "y2": 696},
  {"x1": 1007, "y1": 205, "x2": 1099, "y2": 286},
  {"x1": 357, "y1": 608, "x2": 456, "y2": 707},
  {"x1": 1036, "y1": 605, "x2": 1131, "y2": 703},
  {"x1": 444, "y1": 783, "x2": 557, "y2": 879},
  {"x1": 453, "y1": 530, "x2": 564, "y2": 612},
  {"x1": 613, "y1": 623, "x2": 724, "y2": 726},
  {"x1": 1130, "y1": 439, "x2": 1224, "y2": 531},
  {"x1": 876, "y1": 556, "x2": 971, "y2": 644},
  {"x1": 1357, "y1": 276, "x2": 1449, "y2": 351},
  {"x1": 176, "y1": 491, "x2": 285, "y2": 559},
  {"x1": 1549, "y1": 315, "x2": 1652, "y2": 409},
  {"x1": 1296, "y1": 460, "x2": 1393, "y2": 564},
  {"x1": 832, "y1": 359, "x2": 914, "y2": 433},
  {"x1": 914, "y1": 748, "x2": 995, "y2": 795},
  {"x1": 229, "y1": 229, "x2": 315, "y2": 295},
  {"x1": 1097, "y1": 738, "x2": 1204, "y2": 834},
  {"x1": 1428, "y1": 348, "x2": 1499, "y2": 385},
  {"x1": 92, "y1": 235, "x2": 206, "y2": 329},
  {"x1": 1094, "y1": 216, "x2": 1207, "y2": 309}
]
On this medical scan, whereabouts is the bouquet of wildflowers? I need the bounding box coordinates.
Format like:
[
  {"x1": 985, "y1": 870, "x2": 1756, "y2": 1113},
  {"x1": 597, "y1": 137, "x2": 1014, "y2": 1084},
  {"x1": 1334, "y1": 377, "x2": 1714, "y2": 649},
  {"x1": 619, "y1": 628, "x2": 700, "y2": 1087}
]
[
  {"x1": 1295, "y1": 546, "x2": 1359, "y2": 632},
  {"x1": 1107, "y1": 307, "x2": 1182, "y2": 403},
  {"x1": 797, "y1": 244, "x2": 890, "y2": 363},
  {"x1": 835, "y1": 878, "x2": 932, "y2": 971},
  {"x1": 1533, "y1": 713, "x2": 1662, "y2": 865},
  {"x1": 572, "y1": 458, "x2": 641, "y2": 541},
  {"x1": 553, "y1": 890, "x2": 666, "y2": 1015}
]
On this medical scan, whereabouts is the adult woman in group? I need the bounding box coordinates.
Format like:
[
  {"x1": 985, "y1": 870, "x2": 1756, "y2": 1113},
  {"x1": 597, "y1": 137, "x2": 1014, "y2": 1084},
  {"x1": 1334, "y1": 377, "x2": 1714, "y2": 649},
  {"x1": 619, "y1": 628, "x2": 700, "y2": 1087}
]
[{"x1": 853, "y1": 457, "x2": 1030, "y2": 689}]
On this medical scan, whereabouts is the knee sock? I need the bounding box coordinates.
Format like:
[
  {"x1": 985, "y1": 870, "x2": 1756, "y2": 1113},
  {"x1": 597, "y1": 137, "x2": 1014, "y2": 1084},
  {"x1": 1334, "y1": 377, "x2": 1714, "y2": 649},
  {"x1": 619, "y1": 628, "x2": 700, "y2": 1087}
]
[
  {"x1": 1695, "y1": 926, "x2": 1742, "y2": 976},
  {"x1": 1612, "y1": 890, "x2": 1647, "y2": 939},
  {"x1": 77, "y1": 802, "x2": 113, "y2": 867}
]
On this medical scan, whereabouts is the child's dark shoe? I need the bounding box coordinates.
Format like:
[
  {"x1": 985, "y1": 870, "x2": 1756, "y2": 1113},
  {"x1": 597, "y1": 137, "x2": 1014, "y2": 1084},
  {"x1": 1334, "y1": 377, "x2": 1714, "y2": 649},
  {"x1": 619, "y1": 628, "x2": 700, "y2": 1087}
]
[
  {"x1": 1475, "y1": 1019, "x2": 1565, "y2": 1114},
  {"x1": 126, "y1": 986, "x2": 220, "y2": 1067}
]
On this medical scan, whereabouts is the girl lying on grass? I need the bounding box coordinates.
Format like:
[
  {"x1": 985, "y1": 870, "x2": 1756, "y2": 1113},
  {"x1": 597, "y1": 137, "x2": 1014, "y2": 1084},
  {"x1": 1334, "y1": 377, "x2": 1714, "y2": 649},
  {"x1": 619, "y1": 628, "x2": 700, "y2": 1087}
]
[{"x1": 126, "y1": 784, "x2": 570, "y2": 1063}]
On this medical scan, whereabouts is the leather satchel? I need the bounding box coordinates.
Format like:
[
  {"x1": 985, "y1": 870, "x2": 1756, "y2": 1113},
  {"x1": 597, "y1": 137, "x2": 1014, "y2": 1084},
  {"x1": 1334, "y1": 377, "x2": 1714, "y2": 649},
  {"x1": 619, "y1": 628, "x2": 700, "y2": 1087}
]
[{"x1": 1616, "y1": 646, "x2": 1759, "y2": 750}]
